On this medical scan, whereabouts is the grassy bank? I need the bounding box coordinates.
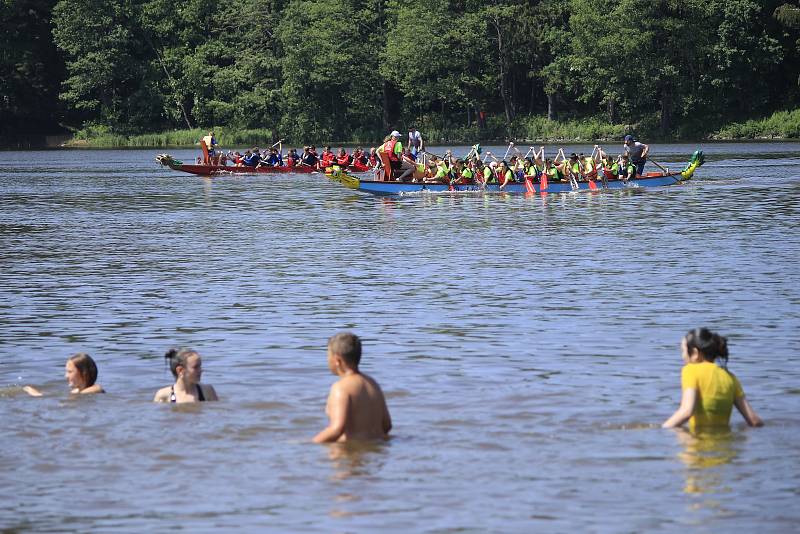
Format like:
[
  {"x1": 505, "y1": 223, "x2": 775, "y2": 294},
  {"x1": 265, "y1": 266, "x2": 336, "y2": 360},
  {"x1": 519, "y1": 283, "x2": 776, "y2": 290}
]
[
  {"x1": 60, "y1": 111, "x2": 799, "y2": 148},
  {"x1": 64, "y1": 126, "x2": 281, "y2": 148},
  {"x1": 711, "y1": 109, "x2": 800, "y2": 140}
]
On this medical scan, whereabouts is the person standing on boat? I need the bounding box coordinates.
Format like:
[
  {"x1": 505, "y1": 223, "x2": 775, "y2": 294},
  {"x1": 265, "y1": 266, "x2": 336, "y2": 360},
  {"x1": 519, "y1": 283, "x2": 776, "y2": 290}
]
[
  {"x1": 379, "y1": 131, "x2": 403, "y2": 179},
  {"x1": 623, "y1": 134, "x2": 649, "y2": 176},
  {"x1": 408, "y1": 126, "x2": 424, "y2": 157},
  {"x1": 202, "y1": 131, "x2": 218, "y2": 164}
]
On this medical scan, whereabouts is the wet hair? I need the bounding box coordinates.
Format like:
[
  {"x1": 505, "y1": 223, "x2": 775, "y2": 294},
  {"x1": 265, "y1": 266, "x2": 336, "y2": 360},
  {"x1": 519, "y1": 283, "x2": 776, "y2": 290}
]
[
  {"x1": 684, "y1": 328, "x2": 729, "y2": 367},
  {"x1": 328, "y1": 332, "x2": 362, "y2": 368},
  {"x1": 164, "y1": 347, "x2": 199, "y2": 378},
  {"x1": 69, "y1": 353, "x2": 98, "y2": 387}
]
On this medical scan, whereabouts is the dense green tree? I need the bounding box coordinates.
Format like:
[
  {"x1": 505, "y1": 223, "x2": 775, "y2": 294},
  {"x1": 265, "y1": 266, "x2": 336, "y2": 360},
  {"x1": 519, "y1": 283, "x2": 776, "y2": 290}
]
[
  {"x1": 0, "y1": 0, "x2": 66, "y2": 137},
  {"x1": 277, "y1": 0, "x2": 383, "y2": 140},
  {"x1": 3, "y1": 0, "x2": 800, "y2": 143}
]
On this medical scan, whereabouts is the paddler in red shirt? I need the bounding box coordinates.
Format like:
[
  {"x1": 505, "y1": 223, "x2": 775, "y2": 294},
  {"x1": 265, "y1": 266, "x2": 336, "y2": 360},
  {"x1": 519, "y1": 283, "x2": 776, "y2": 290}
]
[
  {"x1": 320, "y1": 146, "x2": 335, "y2": 168},
  {"x1": 336, "y1": 148, "x2": 352, "y2": 167}
]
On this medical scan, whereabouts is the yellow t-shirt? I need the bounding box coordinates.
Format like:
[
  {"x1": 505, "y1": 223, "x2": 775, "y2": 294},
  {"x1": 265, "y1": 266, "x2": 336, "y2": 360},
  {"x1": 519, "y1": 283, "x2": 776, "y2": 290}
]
[{"x1": 681, "y1": 361, "x2": 744, "y2": 430}]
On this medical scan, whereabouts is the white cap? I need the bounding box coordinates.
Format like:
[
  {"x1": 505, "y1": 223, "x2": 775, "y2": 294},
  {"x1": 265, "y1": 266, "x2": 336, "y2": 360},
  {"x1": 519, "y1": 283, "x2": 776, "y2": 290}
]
[{"x1": 390, "y1": 130, "x2": 401, "y2": 137}]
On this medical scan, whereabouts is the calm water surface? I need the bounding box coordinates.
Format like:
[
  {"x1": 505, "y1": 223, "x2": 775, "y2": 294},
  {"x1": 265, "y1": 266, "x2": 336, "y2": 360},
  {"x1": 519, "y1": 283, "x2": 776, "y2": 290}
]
[{"x1": 1, "y1": 143, "x2": 799, "y2": 532}]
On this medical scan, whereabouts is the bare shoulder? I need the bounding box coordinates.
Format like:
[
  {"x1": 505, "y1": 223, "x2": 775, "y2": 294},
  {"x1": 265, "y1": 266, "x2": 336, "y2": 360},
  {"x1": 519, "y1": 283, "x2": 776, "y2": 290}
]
[
  {"x1": 153, "y1": 386, "x2": 171, "y2": 402},
  {"x1": 201, "y1": 384, "x2": 219, "y2": 401},
  {"x1": 360, "y1": 373, "x2": 384, "y2": 392},
  {"x1": 80, "y1": 384, "x2": 105, "y2": 395}
]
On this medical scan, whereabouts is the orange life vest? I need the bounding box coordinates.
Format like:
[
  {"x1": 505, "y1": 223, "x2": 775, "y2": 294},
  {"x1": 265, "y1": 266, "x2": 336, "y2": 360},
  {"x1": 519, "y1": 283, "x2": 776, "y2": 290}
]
[{"x1": 384, "y1": 139, "x2": 399, "y2": 162}]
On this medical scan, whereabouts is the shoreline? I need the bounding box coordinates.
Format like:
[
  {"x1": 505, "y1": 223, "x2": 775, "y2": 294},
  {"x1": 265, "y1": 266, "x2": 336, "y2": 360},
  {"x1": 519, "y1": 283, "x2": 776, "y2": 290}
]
[{"x1": 5, "y1": 109, "x2": 799, "y2": 149}]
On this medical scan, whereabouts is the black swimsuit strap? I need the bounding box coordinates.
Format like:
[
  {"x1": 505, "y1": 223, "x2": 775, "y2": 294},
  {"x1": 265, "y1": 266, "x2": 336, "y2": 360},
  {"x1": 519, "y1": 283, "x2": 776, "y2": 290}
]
[{"x1": 171, "y1": 384, "x2": 205, "y2": 402}]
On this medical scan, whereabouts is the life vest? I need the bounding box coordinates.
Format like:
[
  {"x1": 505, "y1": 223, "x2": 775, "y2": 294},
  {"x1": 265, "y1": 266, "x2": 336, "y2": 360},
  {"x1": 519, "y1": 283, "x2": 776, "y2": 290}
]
[
  {"x1": 336, "y1": 154, "x2": 350, "y2": 165},
  {"x1": 321, "y1": 152, "x2": 335, "y2": 166},
  {"x1": 369, "y1": 154, "x2": 378, "y2": 166},
  {"x1": 384, "y1": 139, "x2": 399, "y2": 162}
]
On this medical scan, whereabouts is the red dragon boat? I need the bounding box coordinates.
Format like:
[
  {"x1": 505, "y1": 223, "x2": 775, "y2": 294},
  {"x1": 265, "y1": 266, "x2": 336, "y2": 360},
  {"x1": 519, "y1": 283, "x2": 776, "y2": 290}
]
[{"x1": 155, "y1": 140, "x2": 372, "y2": 176}]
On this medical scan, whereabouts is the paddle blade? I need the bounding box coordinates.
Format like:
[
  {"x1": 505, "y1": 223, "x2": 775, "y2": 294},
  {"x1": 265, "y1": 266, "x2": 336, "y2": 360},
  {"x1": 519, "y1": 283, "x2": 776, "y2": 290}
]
[
  {"x1": 525, "y1": 177, "x2": 535, "y2": 193},
  {"x1": 588, "y1": 179, "x2": 598, "y2": 190},
  {"x1": 540, "y1": 173, "x2": 548, "y2": 190}
]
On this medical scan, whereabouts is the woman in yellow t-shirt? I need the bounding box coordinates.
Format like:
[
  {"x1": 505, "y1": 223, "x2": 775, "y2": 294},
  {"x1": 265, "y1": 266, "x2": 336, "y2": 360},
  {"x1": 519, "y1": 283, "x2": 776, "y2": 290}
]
[{"x1": 662, "y1": 328, "x2": 763, "y2": 430}]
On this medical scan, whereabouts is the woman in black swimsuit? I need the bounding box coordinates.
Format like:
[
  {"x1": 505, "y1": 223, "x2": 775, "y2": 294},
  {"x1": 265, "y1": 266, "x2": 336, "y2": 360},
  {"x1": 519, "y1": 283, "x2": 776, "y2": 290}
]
[{"x1": 154, "y1": 347, "x2": 219, "y2": 403}]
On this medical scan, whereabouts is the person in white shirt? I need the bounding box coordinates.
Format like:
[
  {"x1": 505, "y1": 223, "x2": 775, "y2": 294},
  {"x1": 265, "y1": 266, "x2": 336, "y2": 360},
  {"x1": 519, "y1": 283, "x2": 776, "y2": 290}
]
[{"x1": 408, "y1": 126, "x2": 424, "y2": 158}]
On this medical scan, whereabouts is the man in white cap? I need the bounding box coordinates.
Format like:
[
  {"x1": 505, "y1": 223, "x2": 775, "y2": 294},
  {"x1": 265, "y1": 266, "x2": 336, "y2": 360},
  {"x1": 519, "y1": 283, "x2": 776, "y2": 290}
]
[
  {"x1": 623, "y1": 134, "x2": 649, "y2": 176},
  {"x1": 379, "y1": 130, "x2": 404, "y2": 180}
]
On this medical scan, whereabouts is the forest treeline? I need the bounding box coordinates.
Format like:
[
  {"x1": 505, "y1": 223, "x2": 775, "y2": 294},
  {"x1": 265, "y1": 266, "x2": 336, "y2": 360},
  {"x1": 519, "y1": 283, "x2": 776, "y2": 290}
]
[{"x1": 2, "y1": 0, "x2": 800, "y2": 146}]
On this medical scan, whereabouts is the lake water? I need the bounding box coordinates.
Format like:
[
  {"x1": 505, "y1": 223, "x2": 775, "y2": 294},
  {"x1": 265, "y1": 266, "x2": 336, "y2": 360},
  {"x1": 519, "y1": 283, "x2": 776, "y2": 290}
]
[{"x1": 1, "y1": 142, "x2": 799, "y2": 532}]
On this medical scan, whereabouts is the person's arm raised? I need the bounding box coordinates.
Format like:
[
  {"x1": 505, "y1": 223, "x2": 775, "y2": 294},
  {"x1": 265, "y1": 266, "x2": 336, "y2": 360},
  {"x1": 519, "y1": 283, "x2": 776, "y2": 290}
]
[
  {"x1": 662, "y1": 388, "x2": 697, "y2": 428},
  {"x1": 313, "y1": 384, "x2": 349, "y2": 443}
]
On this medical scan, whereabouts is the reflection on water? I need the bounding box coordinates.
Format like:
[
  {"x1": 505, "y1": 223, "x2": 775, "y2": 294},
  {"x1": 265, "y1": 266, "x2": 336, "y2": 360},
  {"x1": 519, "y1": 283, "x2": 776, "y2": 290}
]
[
  {"x1": 0, "y1": 146, "x2": 799, "y2": 531},
  {"x1": 326, "y1": 440, "x2": 389, "y2": 481},
  {"x1": 674, "y1": 429, "x2": 740, "y2": 496}
]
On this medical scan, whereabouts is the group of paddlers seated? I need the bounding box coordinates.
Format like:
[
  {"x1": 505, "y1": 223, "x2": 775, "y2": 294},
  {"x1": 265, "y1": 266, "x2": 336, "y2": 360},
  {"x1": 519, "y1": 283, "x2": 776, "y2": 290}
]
[
  {"x1": 374, "y1": 145, "x2": 640, "y2": 188},
  {"x1": 199, "y1": 141, "x2": 377, "y2": 171}
]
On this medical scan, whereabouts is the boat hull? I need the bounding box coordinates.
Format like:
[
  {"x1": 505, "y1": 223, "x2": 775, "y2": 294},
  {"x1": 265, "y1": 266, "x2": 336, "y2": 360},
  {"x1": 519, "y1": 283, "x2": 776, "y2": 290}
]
[
  {"x1": 156, "y1": 156, "x2": 371, "y2": 176},
  {"x1": 341, "y1": 172, "x2": 685, "y2": 196}
]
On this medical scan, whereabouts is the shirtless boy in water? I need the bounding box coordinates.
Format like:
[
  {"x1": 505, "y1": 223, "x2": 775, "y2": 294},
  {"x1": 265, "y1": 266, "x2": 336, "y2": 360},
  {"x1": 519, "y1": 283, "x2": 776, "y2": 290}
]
[{"x1": 313, "y1": 332, "x2": 392, "y2": 443}]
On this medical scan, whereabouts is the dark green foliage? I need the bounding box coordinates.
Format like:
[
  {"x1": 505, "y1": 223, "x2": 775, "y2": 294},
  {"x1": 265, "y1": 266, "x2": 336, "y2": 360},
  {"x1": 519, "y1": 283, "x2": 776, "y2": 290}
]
[
  {"x1": 0, "y1": 0, "x2": 67, "y2": 139},
  {"x1": 2, "y1": 0, "x2": 800, "y2": 144}
]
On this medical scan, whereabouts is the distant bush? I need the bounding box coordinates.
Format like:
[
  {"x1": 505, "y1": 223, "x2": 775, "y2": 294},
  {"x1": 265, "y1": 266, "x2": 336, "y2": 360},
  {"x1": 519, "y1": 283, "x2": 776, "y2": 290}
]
[{"x1": 713, "y1": 109, "x2": 800, "y2": 139}]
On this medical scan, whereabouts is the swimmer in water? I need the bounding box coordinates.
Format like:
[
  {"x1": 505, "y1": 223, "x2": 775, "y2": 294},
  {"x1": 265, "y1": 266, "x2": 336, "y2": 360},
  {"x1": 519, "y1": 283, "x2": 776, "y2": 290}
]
[
  {"x1": 154, "y1": 347, "x2": 219, "y2": 403},
  {"x1": 24, "y1": 353, "x2": 104, "y2": 396},
  {"x1": 313, "y1": 332, "x2": 392, "y2": 443},
  {"x1": 662, "y1": 328, "x2": 763, "y2": 430}
]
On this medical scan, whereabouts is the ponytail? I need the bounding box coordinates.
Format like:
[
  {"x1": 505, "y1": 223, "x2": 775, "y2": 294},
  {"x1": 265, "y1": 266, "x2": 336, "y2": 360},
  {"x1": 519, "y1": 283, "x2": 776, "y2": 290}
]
[
  {"x1": 164, "y1": 347, "x2": 198, "y2": 378},
  {"x1": 684, "y1": 327, "x2": 729, "y2": 367}
]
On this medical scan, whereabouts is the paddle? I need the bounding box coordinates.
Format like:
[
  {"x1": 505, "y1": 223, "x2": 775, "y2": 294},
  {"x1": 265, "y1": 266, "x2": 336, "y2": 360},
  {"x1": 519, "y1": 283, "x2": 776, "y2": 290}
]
[
  {"x1": 586, "y1": 146, "x2": 599, "y2": 191},
  {"x1": 502, "y1": 142, "x2": 514, "y2": 161},
  {"x1": 650, "y1": 159, "x2": 669, "y2": 175},
  {"x1": 557, "y1": 148, "x2": 579, "y2": 191},
  {"x1": 535, "y1": 147, "x2": 549, "y2": 191}
]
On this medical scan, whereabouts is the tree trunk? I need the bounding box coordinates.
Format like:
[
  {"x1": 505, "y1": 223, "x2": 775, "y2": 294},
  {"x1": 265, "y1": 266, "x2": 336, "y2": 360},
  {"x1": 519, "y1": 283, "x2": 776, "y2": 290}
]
[
  {"x1": 466, "y1": 105, "x2": 471, "y2": 127},
  {"x1": 382, "y1": 80, "x2": 390, "y2": 131},
  {"x1": 547, "y1": 93, "x2": 556, "y2": 121},
  {"x1": 660, "y1": 88, "x2": 672, "y2": 135},
  {"x1": 607, "y1": 97, "x2": 617, "y2": 123},
  {"x1": 492, "y1": 17, "x2": 514, "y2": 124}
]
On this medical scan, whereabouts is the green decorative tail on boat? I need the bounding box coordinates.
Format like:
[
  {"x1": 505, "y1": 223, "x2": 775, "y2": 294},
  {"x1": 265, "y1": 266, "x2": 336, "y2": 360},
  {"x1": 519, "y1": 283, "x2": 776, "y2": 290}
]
[{"x1": 680, "y1": 149, "x2": 705, "y2": 181}]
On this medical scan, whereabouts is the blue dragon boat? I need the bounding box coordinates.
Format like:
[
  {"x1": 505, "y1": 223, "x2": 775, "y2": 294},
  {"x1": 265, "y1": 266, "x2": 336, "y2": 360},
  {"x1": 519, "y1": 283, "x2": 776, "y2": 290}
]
[{"x1": 330, "y1": 150, "x2": 705, "y2": 196}]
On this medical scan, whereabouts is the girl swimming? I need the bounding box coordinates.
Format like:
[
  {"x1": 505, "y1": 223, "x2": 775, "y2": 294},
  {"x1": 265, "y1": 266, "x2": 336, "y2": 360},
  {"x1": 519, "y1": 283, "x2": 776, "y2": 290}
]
[
  {"x1": 662, "y1": 328, "x2": 762, "y2": 430},
  {"x1": 24, "y1": 353, "x2": 104, "y2": 396},
  {"x1": 154, "y1": 348, "x2": 219, "y2": 403}
]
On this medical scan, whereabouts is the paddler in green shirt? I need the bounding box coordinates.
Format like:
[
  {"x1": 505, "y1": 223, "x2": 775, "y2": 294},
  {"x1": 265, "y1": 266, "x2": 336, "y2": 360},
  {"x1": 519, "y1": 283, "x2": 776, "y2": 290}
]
[
  {"x1": 498, "y1": 161, "x2": 515, "y2": 190},
  {"x1": 613, "y1": 154, "x2": 636, "y2": 183},
  {"x1": 544, "y1": 159, "x2": 562, "y2": 182},
  {"x1": 459, "y1": 159, "x2": 474, "y2": 184}
]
